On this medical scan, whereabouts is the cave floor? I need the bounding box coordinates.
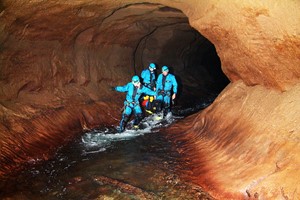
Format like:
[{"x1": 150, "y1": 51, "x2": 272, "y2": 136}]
[{"x1": 0, "y1": 119, "x2": 213, "y2": 200}]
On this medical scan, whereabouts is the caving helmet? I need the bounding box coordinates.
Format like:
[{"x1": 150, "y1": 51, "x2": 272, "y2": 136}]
[
  {"x1": 162, "y1": 65, "x2": 169, "y2": 72},
  {"x1": 149, "y1": 63, "x2": 156, "y2": 70},
  {"x1": 132, "y1": 75, "x2": 140, "y2": 83}
]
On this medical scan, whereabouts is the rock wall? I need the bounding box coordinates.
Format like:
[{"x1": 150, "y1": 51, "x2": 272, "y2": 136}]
[
  {"x1": 164, "y1": 0, "x2": 300, "y2": 199},
  {"x1": 168, "y1": 81, "x2": 300, "y2": 199}
]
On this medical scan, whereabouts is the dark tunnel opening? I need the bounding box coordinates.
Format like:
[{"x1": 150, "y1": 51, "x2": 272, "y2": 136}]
[{"x1": 129, "y1": 9, "x2": 229, "y2": 116}]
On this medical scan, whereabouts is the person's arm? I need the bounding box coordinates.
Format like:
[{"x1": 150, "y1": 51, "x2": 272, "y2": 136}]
[
  {"x1": 172, "y1": 75, "x2": 178, "y2": 100},
  {"x1": 156, "y1": 75, "x2": 162, "y2": 91},
  {"x1": 141, "y1": 70, "x2": 146, "y2": 80},
  {"x1": 115, "y1": 83, "x2": 129, "y2": 92},
  {"x1": 172, "y1": 75, "x2": 178, "y2": 94},
  {"x1": 142, "y1": 87, "x2": 156, "y2": 97},
  {"x1": 142, "y1": 69, "x2": 151, "y2": 83}
]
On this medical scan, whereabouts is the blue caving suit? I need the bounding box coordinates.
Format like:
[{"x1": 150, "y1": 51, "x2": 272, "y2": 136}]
[
  {"x1": 141, "y1": 69, "x2": 156, "y2": 90},
  {"x1": 156, "y1": 73, "x2": 178, "y2": 115},
  {"x1": 115, "y1": 82, "x2": 156, "y2": 132}
]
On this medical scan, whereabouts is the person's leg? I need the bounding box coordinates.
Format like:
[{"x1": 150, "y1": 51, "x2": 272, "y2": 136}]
[
  {"x1": 142, "y1": 96, "x2": 152, "y2": 114},
  {"x1": 156, "y1": 95, "x2": 163, "y2": 111},
  {"x1": 153, "y1": 99, "x2": 163, "y2": 113},
  {"x1": 163, "y1": 95, "x2": 171, "y2": 116},
  {"x1": 119, "y1": 106, "x2": 132, "y2": 132},
  {"x1": 133, "y1": 106, "x2": 143, "y2": 128}
]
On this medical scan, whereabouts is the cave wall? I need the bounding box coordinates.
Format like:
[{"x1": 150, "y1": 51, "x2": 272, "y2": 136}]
[
  {"x1": 183, "y1": 0, "x2": 300, "y2": 90},
  {"x1": 168, "y1": 81, "x2": 300, "y2": 199},
  {"x1": 165, "y1": 0, "x2": 300, "y2": 199},
  {"x1": 0, "y1": 0, "x2": 299, "y2": 199}
]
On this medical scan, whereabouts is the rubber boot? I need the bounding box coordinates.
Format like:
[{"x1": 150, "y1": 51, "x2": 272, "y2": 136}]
[
  {"x1": 119, "y1": 114, "x2": 130, "y2": 133},
  {"x1": 133, "y1": 113, "x2": 143, "y2": 129},
  {"x1": 163, "y1": 103, "x2": 170, "y2": 117}
]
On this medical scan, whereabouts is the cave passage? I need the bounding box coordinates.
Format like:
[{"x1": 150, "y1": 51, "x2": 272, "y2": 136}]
[
  {"x1": 0, "y1": 0, "x2": 230, "y2": 178},
  {"x1": 1, "y1": 1, "x2": 300, "y2": 199},
  {"x1": 129, "y1": 4, "x2": 230, "y2": 114},
  {"x1": 0, "y1": 2, "x2": 229, "y2": 113},
  {"x1": 65, "y1": 3, "x2": 229, "y2": 111},
  {"x1": 0, "y1": 2, "x2": 228, "y2": 198},
  {"x1": 88, "y1": 3, "x2": 230, "y2": 114}
]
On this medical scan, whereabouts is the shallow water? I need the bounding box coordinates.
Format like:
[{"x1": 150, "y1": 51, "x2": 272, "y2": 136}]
[{"x1": 0, "y1": 113, "x2": 213, "y2": 200}]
